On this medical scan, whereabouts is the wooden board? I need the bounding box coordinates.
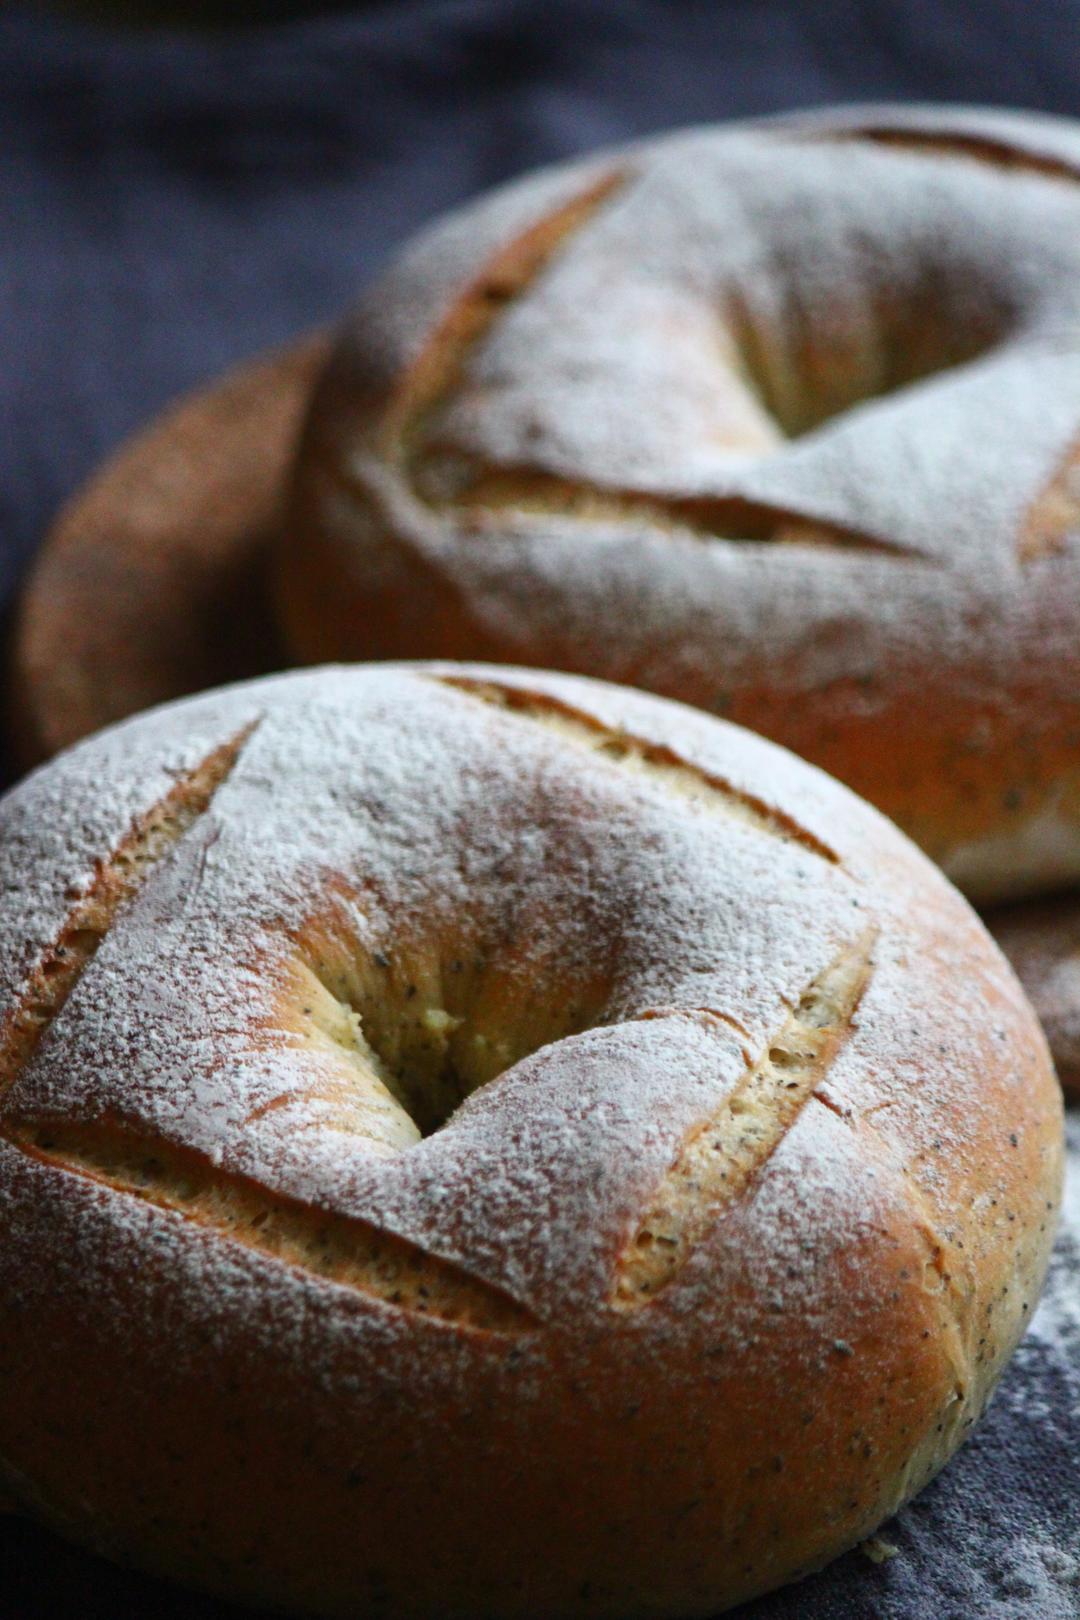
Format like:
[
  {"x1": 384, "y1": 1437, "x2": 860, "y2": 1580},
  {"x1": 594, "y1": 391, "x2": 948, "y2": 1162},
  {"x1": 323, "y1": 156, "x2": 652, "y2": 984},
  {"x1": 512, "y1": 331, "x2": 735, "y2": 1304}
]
[{"x1": 7, "y1": 331, "x2": 329, "y2": 767}]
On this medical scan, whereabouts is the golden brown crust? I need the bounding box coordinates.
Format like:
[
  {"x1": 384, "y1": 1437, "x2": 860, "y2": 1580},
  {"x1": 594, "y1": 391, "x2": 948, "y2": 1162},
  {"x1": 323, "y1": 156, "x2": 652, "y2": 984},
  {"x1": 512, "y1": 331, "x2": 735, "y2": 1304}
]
[
  {"x1": 0, "y1": 663, "x2": 1063, "y2": 1618},
  {"x1": 8, "y1": 333, "x2": 329, "y2": 767},
  {"x1": 279, "y1": 106, "x2": 1080, "y2": 904}
]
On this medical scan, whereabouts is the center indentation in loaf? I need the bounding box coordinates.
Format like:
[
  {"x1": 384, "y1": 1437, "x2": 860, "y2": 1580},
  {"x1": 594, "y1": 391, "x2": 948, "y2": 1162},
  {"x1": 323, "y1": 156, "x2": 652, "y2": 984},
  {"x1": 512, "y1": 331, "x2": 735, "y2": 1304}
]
[
  {"x1": 725, "y1": 265, "x2": 1011, "y2": 439},
  {"x1": 290, "y1": 926, "x2": 613, "y2": 1145}
]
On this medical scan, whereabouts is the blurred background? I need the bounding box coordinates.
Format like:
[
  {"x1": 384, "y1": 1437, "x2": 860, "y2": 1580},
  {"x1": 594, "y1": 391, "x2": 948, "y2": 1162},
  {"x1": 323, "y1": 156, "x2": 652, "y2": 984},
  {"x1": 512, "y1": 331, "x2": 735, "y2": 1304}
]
[
  {"x1": 3, "y1": 2, "x2": 1079, "y2": 1616},
  {"x1": 6, "y1": 0, "x2": 1080, "y2": 601}
]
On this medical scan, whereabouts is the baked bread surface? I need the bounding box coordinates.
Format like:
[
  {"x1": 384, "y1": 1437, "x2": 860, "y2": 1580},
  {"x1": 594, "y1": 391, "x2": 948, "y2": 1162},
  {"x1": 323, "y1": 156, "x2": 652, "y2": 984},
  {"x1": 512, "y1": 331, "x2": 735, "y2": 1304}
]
[
  {"x1": 0, "y1": 664, "x2": 1062, "y2": 1617},
  {"x1": 279, "y1": 104, "x2": 1080, "y2": 904}
]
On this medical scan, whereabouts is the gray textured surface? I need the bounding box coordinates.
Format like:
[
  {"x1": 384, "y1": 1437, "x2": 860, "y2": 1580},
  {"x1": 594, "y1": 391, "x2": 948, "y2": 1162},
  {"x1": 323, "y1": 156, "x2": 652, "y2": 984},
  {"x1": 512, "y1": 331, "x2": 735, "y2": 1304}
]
[{"x1": 1, "y1": 3, "x2": 1077, "y2": 1615}]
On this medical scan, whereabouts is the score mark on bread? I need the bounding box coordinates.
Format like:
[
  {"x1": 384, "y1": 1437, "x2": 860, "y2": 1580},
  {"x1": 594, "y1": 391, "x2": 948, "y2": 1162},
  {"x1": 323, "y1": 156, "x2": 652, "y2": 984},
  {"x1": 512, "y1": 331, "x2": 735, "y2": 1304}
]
[
  {"x1": 432, "y1": 674, "x2": 840, "y2": 862},
  {"x1": 613, "y1": 933, "x2": 875, "y2": 1306},
  {"x1": 11, "y1": 1120, "x2": 535, "y2": 1333},
  {"x1": 424, "y1": 464, "x2": 924, "y2": 557},
  {"x1": 382, "y1": 168, "x2": 629, "y2": 460},
  {"x1": 810, "y1": 122, "x2": 1080, "y2": 184},
  {"x1": 0, "y1": 723, "x2": 256, "y2": 1102}
]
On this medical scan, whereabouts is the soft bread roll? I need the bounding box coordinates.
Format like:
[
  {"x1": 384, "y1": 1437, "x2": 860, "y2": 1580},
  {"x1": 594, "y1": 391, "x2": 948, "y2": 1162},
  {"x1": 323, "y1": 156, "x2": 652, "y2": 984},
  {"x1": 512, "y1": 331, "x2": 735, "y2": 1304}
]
[
  {"x1": 0, "y1": 664, "x2": 1062, "y2": 1617},
  {"x1": 278, "y1": 104, "x2": 1080, "y2": 904}
]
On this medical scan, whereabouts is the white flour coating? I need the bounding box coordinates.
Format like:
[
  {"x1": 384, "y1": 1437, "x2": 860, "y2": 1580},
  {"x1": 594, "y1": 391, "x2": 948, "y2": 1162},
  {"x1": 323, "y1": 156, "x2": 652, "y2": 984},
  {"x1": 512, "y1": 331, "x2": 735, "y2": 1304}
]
[
  {"x1": 986, "y1": 1540, "x2": 1079, "y2": 1619},
  {"x1": 420, "y1": 143, "x2": 1080, "y2": 510},
  {"x1": 0, "y1": 663, "x2": 1066, "y2": 1616},
  {"x1": 301, "y1": 105, "x2": 1080, "y2": 900},
  {"x1": 0, "y1": 665, "x2": 1057, "y2": 1330},
  {"x1": 0, "y1": 685, "x2": 263, "y2": 1026}
]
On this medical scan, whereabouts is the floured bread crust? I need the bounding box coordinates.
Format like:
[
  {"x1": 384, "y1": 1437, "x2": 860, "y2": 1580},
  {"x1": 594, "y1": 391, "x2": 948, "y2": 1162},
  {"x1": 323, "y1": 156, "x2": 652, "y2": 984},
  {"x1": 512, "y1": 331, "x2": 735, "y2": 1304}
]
[
  {"x1": 279, "y1": 105, "x2": 1080, "y2": 904},
  {"x1": 0, "y1": 664, "x2": 1062, "y2": 1617}
]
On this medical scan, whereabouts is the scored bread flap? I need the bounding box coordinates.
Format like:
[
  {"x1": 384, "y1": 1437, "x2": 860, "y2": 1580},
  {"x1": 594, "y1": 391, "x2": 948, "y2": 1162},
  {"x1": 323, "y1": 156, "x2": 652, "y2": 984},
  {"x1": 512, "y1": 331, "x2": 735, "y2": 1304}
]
[
  {"x1": 0, "y1": 666, "x2": 857, "y2": 1204},
  {"x1": 0, "y1": 686, "x2": 266, "y2": 1037}
]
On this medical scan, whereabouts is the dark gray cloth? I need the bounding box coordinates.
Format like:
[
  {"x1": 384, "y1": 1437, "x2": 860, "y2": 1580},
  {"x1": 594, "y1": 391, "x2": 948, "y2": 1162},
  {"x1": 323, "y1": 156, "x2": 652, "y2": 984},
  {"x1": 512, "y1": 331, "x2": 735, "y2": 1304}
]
[{"x1": 1, "y1": 3, "x2": 1078, "y2": 1616}]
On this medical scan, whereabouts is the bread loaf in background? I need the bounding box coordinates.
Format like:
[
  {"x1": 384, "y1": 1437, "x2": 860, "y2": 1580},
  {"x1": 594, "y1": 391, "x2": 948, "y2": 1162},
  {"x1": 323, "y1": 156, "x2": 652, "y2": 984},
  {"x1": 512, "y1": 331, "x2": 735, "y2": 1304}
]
[{"x1": 278, "y1": 105, "x2": 1080, "y2": 907}]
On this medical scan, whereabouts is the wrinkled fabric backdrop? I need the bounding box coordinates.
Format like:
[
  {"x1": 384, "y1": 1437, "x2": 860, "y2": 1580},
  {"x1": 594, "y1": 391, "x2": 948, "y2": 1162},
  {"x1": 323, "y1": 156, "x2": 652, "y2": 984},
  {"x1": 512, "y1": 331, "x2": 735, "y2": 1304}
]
[{"x1": 2, "y1": 3, "x2": 1079, "y2": 1616}]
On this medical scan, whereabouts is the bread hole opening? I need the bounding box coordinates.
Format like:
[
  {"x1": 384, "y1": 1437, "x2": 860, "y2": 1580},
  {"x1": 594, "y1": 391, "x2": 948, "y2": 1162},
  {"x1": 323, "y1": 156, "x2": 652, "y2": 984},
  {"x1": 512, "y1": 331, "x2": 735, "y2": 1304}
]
[
  {"x1": 291, "y1": 934, "x2": 613, "y2": 1147},
  {"x1": 725, "y1": 276, "x2": 1011, "y2": 440}
]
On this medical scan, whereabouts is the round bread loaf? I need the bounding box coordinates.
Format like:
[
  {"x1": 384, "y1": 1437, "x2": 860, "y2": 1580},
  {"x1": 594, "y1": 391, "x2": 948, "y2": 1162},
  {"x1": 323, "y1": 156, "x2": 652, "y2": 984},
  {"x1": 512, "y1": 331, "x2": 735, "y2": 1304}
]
[
  {"x1": 278, "y1": 104, "x2": 1080, "y2": 905},
  {"x1": 0, "y1": 664, "x2": 1062, "y2": 1617}
]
